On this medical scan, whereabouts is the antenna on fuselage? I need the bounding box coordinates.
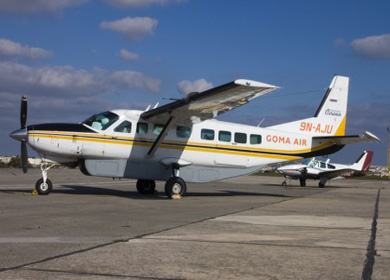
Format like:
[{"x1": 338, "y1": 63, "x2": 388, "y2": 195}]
[
  {"x1": 257, "y1": 118, "x2": 265, "y2": 127},
  {"x1": 145, "y1": 105, "x2": 151, "y2": 111},
  {"x1": 153, "y1": 102, "x2": 159, "y2": 109}
]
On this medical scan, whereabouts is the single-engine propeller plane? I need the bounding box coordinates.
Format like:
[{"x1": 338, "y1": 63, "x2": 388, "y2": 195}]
[
  {"x1": 9, "y1": 75, "x2": 379, "y2": 198},
  {"x1": 277, "y1": 150, "x2": 374, "y2": 188}
]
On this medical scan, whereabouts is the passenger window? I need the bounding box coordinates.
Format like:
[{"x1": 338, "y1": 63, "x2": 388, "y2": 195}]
[
  {"x1": 320, "y1": 162, "x2": 326, "y2": 168},
  {"x1": 219, "y1": 131, "x2": 231, "y2": 142},
  {"x1": 153, "y1": 124, "x2": 164, "y2": 136},
  {"x1": 176, "y1": 126, "x2": 191, "y2": 138},
  {"x1": 114, "y1": 121, "x2": 132, "y2": 133},
  {"x1": 328, "y1": 164, "x2": 336, "y2": 169},
  {"x1": 201, "y1": 129, "x2": 214, "y2": 140},
  {"x1": 234, "y1": 132, "x2": 247, "y2": 144},
  {"x1": 136, "y1": 122, "x2": 148, "y2": 134},
  {"x1": 250, "y1": 134, "x2": 262, "y2": 145}
]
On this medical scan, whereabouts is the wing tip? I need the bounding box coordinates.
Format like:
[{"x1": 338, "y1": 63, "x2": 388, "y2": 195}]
[
  {"x1": 363, "y1": 131, "x2": 380, "y2": 141},
  {"x1": 234, "y1": 79, "x2": 279, "y2": 89}
]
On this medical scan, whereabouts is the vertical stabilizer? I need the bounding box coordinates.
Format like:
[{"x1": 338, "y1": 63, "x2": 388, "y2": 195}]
[
  {"x1": 266, "y1": 75, "x2": 349, "y2": 137},
  {"x1": 313, "y1": 76, "x2": 349, "y2": 136},
  {"x1": 352, "y1": 151, "x2": 374, "y2": 171}
]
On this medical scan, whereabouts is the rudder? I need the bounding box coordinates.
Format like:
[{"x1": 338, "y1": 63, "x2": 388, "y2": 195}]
[{"x1": 266, "y1": 75, "x2": 349, "y2": 137}]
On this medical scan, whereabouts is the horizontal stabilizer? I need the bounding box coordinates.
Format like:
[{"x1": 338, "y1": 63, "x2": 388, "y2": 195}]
[{"x1": 313, "y1": 131, "x2": 380, "y2": 145}]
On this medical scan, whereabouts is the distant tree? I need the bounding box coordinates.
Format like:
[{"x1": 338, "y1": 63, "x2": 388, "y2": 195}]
[{"x1": 9, "y1": 156, "x2": 22, "y2": 168}]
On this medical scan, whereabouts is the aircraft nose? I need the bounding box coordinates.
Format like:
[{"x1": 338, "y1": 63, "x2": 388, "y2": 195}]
[{"x1": 9, "y1": 128, "x2": 27, "y2": 142}]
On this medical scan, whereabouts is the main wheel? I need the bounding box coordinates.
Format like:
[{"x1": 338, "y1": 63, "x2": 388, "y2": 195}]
[
  {"x1": 299, "y1": 178, "x2": 306, "y2": 187},
  {"x1": 319, "y1": 182, "x2": 325, "y2": 188},
  {"x1": 282, "y1": 181, "x2": 287, "y2": 186},
  {"x1": 136, "y1": 180, "x2": 156, "y2": 194},
  {"x1": 35, "y1": 178, "x2": 52, "y2": 195},
  {"x1": 165, "y1": 177, "x2": 187, "y2": 199}
]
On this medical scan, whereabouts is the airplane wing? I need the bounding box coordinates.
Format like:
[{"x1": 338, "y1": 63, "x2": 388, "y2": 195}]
[
  {"x1": 313, "y1": 131, "x2": 380, "y2": 145},
  {"x1": 141, "y1": 79, "x2": 279, "y2": 125},
  {"x1": 318, "y1": 168, "x2": 357, "y2": 179}
]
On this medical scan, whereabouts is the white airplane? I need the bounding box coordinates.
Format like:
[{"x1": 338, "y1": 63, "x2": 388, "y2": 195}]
[
  {"x1": 277, "y1": 150, "x2": 374, "y2": 188},
  {"x1": 9, "y1": 75, "x2": 379, "y2": 198}
]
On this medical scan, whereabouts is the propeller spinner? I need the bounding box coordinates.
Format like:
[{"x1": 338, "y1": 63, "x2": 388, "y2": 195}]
[{"x1": 9, "y1": 96, "x2": 29, "y2": 173}]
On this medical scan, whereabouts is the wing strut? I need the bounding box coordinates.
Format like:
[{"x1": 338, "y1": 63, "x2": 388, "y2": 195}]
[{"x1": 147, "y1": 116, "x2": 176, "y2": 156}]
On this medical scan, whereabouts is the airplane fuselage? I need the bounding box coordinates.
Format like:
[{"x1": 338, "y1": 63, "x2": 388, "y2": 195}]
[{"x1": 26, "y1": 109, "x2": 342, "y2": 183}]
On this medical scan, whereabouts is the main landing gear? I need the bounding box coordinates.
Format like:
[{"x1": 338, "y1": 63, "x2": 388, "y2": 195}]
[
  {"x1": 35, "y1": 161, "x2": 55, "y2": 195},
  {"x1": 136, "y1": 177, "x2": 187, "y2": 199},
  {"x1": 281, "y1": 178, "x2": 306, "y2": 187},
  {"x1": 136, "y1": 164, "x2": 187, "y2": 199},
  {"x1": 136, "y1": 180, "x2": 156, "y2": 194}
]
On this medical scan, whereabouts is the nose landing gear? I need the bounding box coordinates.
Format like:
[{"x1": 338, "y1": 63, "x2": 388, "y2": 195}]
[{"x1": 35, "y1": 160, "x2": 55, "y2": 195}]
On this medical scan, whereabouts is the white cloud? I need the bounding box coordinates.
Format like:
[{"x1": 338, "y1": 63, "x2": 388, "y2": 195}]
[
  {"x1": 0, "y1": 0, "x2": 87, "y2": 15},
  {"x1": 0, "y1": 38, "x2": 52, "y2": 60},
  {"x1": 104, "y1": 0, "x2": 187, "y2": 9},
  {"x1": 100, "y1": 17, "x2": 158, "y2": 42},
  {"x1": 111, "y1": 70, "x2": 161, "y2": 92},
  {"x1": 120, "y1": 49, "x2": 139, "y2": 61},
  {"x1": 177, "y1": 79, "x2": 214, "y2": 96},
  {"x1": 350, "y1": 34, "x2": 390, "y2": 60},
  {"x1": 0, "y1": 62, "x2": 161, "y2": 96}
]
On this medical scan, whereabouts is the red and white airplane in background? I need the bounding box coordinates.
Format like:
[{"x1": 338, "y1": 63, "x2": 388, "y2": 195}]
[
  {"x1": 9, "y1": 75, "x2": 379, "y2": 198},
  {"x1": 277, "y1": 150, "x2": 374, "y2": 188}
]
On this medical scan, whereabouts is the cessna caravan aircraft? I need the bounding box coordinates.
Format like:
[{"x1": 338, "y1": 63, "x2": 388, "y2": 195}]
[
  {"x1": 277, "y1": 150, "x2": 374, "y2": 188},
  {"x1": 9, "y1": 75, "x2": 379, "y2": 198}
]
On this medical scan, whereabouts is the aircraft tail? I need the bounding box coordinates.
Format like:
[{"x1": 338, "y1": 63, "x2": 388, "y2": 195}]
[
  {"x1": 352, "y1": 151, "x2": 374, "y2": 172},
  {"x1": 266, "y1": 75, "x2": 349, "y2": 136}
]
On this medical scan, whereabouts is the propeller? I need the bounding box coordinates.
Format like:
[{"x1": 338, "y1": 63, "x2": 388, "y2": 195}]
[
  {"x1": 20, "y1": 96, "x2": 27, "y2": 129},
  {"x1": 299, "y1": 167, "x2": 308, "y2": 175},
  {"x1": 20, "y1": 96, "x2": 28, "y2": 173},
  {"x1": 21, "y1": 140, "x2": 28, "y2": 173},
  {"x1": 9, "y1": 96, "x2": 29, "y2": 173}
]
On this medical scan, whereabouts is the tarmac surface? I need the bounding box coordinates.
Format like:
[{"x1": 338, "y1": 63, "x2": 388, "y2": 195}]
[{"x1": 0, "y1": 168, "x2": 389, "y2": 279}]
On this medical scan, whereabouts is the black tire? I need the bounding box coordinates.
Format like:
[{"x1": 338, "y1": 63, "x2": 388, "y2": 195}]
[
  {"x1": 136, "y1": 180, "x2": 156, "y2": 194},
  {"x1": 35, "y1": 178, "x2": 52, "y2": 195},
  {"x1": 165, "y1": 177, "x2": 187, "y2": 198},
  {"x1": 282, "y1": 181, "x2": 287, "y2": 186},
  {"x1": 299, "y1": 178, "x2": 306, "y2": 187},
  {"x1": 319, "y1": 182, "x2": 325, "y2": 188}
]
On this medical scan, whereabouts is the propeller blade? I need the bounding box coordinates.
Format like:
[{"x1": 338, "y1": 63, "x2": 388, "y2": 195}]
[
  {"x1": 299, "y1": 167, "x2": 308, "y2": 175},
  {"x1": 20, "y1": 96, "x2": 27, "y2": 129},
  {"x1": 21, "y1": 142, "x2": 28, "y2": 173}
]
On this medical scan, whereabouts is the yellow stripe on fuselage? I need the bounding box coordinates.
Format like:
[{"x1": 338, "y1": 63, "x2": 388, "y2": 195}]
[{"x1": 29, "y1": 130, "x2": 333, "y2": 160}]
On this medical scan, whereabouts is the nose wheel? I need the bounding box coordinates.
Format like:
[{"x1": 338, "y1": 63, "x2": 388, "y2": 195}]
[
  {"x1": 35, "y1": 178, "x2": 53, "y2": 195},
  {"x1": 35, "y1": 160, "x2": 55, "y2": 195}
]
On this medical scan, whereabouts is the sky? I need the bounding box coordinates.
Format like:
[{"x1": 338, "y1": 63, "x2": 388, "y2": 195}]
[{"x1": 0, "y1": 0, "x2": 389, "y2": 166}]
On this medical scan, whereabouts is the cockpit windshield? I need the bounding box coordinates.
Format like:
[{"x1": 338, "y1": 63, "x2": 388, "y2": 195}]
[
  {"x1": 83, "y1": 111, "x2": 119, "y2": 131},
  {"x1": 302, "y1": 159, "x2": 320, "y2": 168}
]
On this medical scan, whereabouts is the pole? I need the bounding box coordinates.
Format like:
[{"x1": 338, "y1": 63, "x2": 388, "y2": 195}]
[{"x1": 388, "y1": 127, "x2": 390, "y2": 179}]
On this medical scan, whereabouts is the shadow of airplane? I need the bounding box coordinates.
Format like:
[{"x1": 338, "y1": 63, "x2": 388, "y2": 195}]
[{"x1": 0, "y1": 184, "x2": 297, "y2": 199}]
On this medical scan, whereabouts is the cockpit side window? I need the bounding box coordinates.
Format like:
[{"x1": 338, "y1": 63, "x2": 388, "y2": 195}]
[
  {"x1": 137, "y1": 122, "x2": 148, "y2": 134},
  {"x1": 83, "y1": 111, "x2": 119, "y2": 131},
  {"x1": 114, "y1": 121, "x2": 132, "y2": 133}
]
